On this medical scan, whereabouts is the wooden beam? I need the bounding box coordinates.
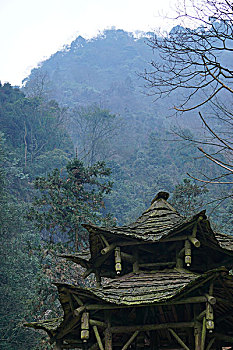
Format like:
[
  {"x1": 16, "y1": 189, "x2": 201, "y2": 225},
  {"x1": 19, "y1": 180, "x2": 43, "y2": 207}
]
[
  {"x1": 200, "y1": 317, "x2": 206, "y2": 350},
  {"x1": 121, "y1": 252, "x2": 135, "y2": 263},
  {"x1": 104, "y1": 311, "x2": 112, "y2": 350},
  {"x1": 101, "y1": 243, "x2": 116, "y2": 255},
  {"x1": 139, "y1": 262, "x2": 175, "y2": 268},
  {"x1": 83, "y1": 268, "x2": 94, "y2": 279},
  {"x1": 110, "y1": 321, "x2": 195, "y2": 334},
  {"x1": 121, "y1": 331, "x2": 139, "y2": 350},
  {"x1": 90, "y1": 319, "x2": 107, "y2": 328},
  {"x1": 72, "y1": 293, "x2": 84, "y2": 306},
  {"x1": 188, "y1": 236, "x2": 200, "y2": 248},
  {"x1": 194, "y1": 322, "x2": 201, "y2": 350},
  {"x1": 100, "y1": 234, "x2": 110, "y2": 247},
  {"x1": 93, "y1": 325, "x2": 104, "y2": 350},
  {"x1": 214, "y1": 333, "x2": 233, "y2": 343},
  {"x1": 104, "y1": 326, "x2": 112, "y2": 350},
  {"x1": 205, "y1": 337, "x2": 215, "y2": 350},
  {"x1": 168, "y1": 328, "x2": 190, "y2": 350},
  {"x1": 82, "y1": 296, "x2": 210, "y2": 312},
  {"x1": 73, "y1": 305, "x2": 86, "y2": 317}
]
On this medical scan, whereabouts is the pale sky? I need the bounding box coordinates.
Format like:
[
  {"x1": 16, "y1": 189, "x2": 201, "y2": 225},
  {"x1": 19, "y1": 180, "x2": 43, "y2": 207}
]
[{"x1": 0, "y1": 0, "x2": 179, "y2": 86}]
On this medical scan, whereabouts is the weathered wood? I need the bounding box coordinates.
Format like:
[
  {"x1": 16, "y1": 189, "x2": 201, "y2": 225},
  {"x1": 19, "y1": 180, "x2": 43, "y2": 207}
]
[
  {"x1": 194, "y1": 323, "x2": 201, "y2": 350},
  {"x1": 83, "y1": 296, "x2": 209, "y2": 311},
  {"x1": 185, "y1": 240, "x2": 192, "y2": 266},
  {"x1": 67, "y1": 292, "x2": 74, "y2": 312},
  {"x1": 139, "y1": 261, "x2": 175, "y2": 268},
  {"x1": 93, "y1": 325, "x2": 104, "y2": 350},
  {"x1": 196, "y1": 310, "x2": 206, "y2": 322},
  {"x1": 88, "y1": 342, "x2": 99, "y2": 350},
  {"x1": 115, "y1": 247, "x2": 122, "y2": 275},
  {"x1": 200, "y1": 317, "x2": 206, "y2": 350},
  {"x1": 95, "y1": 270, "x2": 101, "y2": 288},
  {"x1": 168, "y1": 328, "x2": 190, "y2": 350},
  {"x1": 214, "y1": 332, "x2": 233, "y2": 343},
  {"x1": 72, "y1": 293, "x2": 84, "y2": 306},
  {"x1": 205, "y1": 337, "x2": 215, "y2": 350},
  {"x1": 83, "y1": 268, "x2": 94, "y2": 279},
  {"x1": 104, "y1": 326, "x2": 112, "y2": 350},
  {"x1": 133, "y1": 248, "x2": 139, "y2": 274},
  {"x1": 188, "y1": 236, "x2": 200, "y2": 248},
  {"x1": 121, "y1": 251, "x2": 135, "y2": 263},
  {"x1": 90, "y1": 319, "x2": 107, "y2": 328},
  {"x1": 176, "y1": 248, "x2": 185, "y2": 269},
  {"x1": 204, "y1": 294, "x2": 216, "y2": 305},
  {"x1": 56, "y1": 316, "x2": 80, "y2": 340},
  {"x1": 101, "y1": 243, "x2": 116, "y2": 255},
  {"x1": 100, "y1": 234, "x2": 110, "y2": 247},
  {"x1": 110, "y1": 321, "x2": 195, "y2": 333},
  {"x1": 121, "y1": 331, "x2": 139, "y2": 350},
  {"x1": 81, "y1": 312, "x2": 89, "y2": 341},
  {"x1": 206, "y1": 303, "x2": 214, "y2": 331},
  {"x1": 192, "y1": 222, "x2": 198, "y2": 238},
  {"x1": 73, "y1": 305, "x2": 86, "y2": 317},
  {"x1": 104, "y1": 311, "x2": 112, "y2": 350}
]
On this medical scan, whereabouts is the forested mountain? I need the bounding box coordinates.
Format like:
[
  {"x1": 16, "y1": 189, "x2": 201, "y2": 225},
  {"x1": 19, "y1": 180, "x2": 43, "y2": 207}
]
[
  {"x1": 24, "y1": 29, "x2": 231, "y2": 225},
  {"x1": 1, "y1": 28, "x2": 232, "y2": 349}
]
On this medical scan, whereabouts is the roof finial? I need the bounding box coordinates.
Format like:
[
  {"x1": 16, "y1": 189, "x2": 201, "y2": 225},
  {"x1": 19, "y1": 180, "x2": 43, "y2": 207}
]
[{"x1": 151, "y1": 191, "x2": 169, "y2": 205}]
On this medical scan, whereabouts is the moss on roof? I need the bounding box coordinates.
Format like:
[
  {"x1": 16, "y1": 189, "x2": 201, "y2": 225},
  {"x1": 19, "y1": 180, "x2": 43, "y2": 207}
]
[
  {"x1": 25, "y1": 317, "x2": 63, "y2": 334},
  {"x1": 54, "y1": 268, "x2": 225, "y2": 307}
]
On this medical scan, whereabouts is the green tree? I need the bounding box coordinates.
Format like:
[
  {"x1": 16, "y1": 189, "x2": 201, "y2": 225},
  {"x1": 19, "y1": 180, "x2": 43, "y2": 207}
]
[
  {"x1": 27, "y1": 158, "x2": 113, "y2": 250},
  {"x1": 69, "y1": 105, "x2": 119, "y2": 165},
  {"x1": 170, "y1": 179, "x2": 208, "y2": 217}
]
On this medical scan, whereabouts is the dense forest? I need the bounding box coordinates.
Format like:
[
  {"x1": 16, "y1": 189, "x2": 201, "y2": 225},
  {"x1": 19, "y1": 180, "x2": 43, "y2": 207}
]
[{"x1": 1, "y1": 20, "x2": 233, "y2": 349}]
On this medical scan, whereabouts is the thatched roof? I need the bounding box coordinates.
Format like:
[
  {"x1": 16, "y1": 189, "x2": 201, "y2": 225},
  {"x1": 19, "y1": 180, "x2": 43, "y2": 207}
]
[
  {"x1": 83, "y1": 193, "x2": 190, "y2": 244},
  {"x1": 215, "y1": 232, "x2": 233, "y2": 251},
  {"x1": 25, "y1": 317, "x2": 63, "y2": 337},
  {"x1": 54, "y1": 267, "x2": 224, "y2": 307}
]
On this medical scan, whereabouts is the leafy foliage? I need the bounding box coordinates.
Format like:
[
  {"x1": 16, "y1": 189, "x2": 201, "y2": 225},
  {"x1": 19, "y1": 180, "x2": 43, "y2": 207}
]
[{"x1": 27, "y1": 159, "x2": 113, "y2": 249}]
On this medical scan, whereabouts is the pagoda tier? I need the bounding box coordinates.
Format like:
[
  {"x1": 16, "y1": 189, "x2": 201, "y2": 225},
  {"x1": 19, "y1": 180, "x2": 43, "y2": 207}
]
[
  {"x1": 25, "y1": 191, "x2": 233, "y2": 349},
  {"x1": 26, "y1": 267, "x2": 233, "y2": 349},
  {"x1": 61, "y1": 192, "x2": 233, "y2": 281}
]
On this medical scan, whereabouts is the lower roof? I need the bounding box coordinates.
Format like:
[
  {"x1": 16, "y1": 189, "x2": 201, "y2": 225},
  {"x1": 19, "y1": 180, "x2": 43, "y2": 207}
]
[{"x1": 55, "y1": 267, "x2": 224, "y2": 307}]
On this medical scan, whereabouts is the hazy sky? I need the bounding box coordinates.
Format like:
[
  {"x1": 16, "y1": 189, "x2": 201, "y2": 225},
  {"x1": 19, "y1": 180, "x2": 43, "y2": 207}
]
[{"x1": 0, "y1": 0, "x2": 178, "y2": 86}]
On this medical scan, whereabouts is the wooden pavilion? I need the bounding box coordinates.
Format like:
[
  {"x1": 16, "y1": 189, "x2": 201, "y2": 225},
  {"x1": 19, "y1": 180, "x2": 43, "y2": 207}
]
[{"x1": 26, "y1": 192, "x2": 233, "y2": 350}]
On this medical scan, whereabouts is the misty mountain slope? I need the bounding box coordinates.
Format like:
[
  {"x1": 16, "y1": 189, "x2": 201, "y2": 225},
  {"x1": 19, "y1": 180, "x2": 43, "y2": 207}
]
[{"x1": 23, "y1": 29, "x2": 231, "y2": 225}]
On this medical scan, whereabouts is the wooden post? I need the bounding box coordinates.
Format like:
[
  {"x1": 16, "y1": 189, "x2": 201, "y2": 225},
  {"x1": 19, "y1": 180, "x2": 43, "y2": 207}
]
[
  {"x1": 168, "y1": 328, "x2": 190, "y2": 350},
  {"x1": 205, "y1": 337, "x2": 215, "y2": 350},
  {"x1": 115, "y1": 247, "x2": 122, "y2": 275},
  {"x1": 176, "y1": 248, "x2": 184, "y2": 269},
  {"x1": 81, "y1": 312, "x2": 90, "y2": 342},
  {"x1": 121, "y1": 331, "x2": 139, "y2": 350},
  {"x1": 105, "y1": 326, "x2": 112, "y2": 350},
  {"x1": 200, "y1": 317, "x2": 206, "y2": 350},
  {"x1": 185, "y1": 240, "x2": 192, "y2": 266},
  {"x1": 133, "y1": 248, "x2": 139, "y2": 274},
  {"x1": 95, "y1": 269, "x2": 101, "y2": 288},
  {"x1": 105, "y1": 312, "x2": 112, "y2": 350},
  {"x1": 206, "y1": 302, "x2": 214, "y2": 331},
  {"x1": 93, "y1": 325, "x2": 104, "y2": 350},
  {"x1": 194, "y1": 321, "x2": 202, "y2": 350}
]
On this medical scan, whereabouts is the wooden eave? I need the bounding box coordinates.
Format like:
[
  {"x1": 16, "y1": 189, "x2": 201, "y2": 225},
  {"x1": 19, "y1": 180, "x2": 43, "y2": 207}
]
[
  {"x1": 26, "y1": 267, "x2": 233, "y2": 342},
  {"x1": 58, "y1": 253, "x2": 91, "y2": 269},
  {"x1": 24, "y1": 317, "x2": 63, "y2": 337},
  {"x1": 54, "y1": 267, "x2": 226, "y2": 308}
]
